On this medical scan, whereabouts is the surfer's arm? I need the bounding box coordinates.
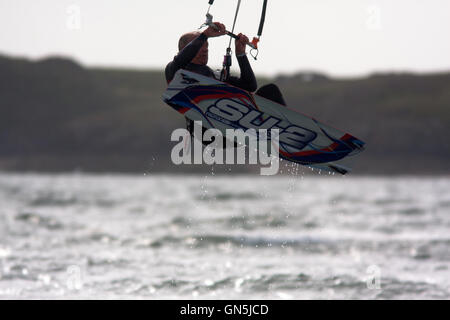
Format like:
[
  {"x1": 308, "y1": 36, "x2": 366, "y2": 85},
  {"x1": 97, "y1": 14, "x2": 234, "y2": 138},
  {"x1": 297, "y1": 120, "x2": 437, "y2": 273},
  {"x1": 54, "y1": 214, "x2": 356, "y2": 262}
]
[
  {"x1": 165, "y1": 24, "x2": 226, "y2": 83},
  {"x1": 165, "y1": 33, "x2": 208, "y2": 83},
  {"x1": 227, "y1": 33, "x2": 257, "y2": 92},
  {"x1": 227, "y1": 54, "x2": 258, "y2": 92}
]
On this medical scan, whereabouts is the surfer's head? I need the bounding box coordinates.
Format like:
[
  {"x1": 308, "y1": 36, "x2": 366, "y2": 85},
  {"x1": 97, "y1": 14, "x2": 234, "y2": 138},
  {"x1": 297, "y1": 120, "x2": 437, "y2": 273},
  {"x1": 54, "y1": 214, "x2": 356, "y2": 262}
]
[{"x1": 178, "y1": 31, "x2": 209, "y2": 66}]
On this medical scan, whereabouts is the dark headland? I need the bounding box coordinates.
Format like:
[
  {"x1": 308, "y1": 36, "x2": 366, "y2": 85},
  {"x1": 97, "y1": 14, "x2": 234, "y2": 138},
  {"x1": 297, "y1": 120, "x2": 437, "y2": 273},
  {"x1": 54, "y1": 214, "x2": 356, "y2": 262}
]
[{"x1": 1, "y1": 54, "x2": 449, "y2": 175}]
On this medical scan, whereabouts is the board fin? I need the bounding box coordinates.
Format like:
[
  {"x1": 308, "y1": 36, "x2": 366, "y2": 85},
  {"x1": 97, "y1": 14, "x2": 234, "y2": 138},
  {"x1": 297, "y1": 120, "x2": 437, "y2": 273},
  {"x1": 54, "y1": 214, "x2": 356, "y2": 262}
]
[{"x1": 308, "y1": 162, "x2": 351, "y2": 175}]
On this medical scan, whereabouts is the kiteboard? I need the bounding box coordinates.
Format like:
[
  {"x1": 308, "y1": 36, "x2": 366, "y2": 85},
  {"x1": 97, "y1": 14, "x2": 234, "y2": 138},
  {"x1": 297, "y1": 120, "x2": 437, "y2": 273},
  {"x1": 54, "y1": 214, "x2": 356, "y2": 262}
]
[{"x1": 162, "y1": 69, "x2": 365, "y2": 175}]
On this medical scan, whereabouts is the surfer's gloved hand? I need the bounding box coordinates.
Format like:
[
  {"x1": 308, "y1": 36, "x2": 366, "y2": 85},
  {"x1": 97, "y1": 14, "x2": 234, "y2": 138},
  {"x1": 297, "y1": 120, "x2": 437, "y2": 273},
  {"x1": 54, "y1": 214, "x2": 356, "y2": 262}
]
[
  {"x1": 235, "y1": 33, "x2": 249, "y2": 56},
  {"x1": 202, "y1": 22, "x2": 226, "y2": 38}
]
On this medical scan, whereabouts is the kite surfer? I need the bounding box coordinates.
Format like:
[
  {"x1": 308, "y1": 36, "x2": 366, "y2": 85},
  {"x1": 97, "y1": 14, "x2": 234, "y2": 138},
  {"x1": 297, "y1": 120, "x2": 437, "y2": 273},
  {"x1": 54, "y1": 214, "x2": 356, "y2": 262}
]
[{"x1": 165, "y1": 21, "x2": 286, "y2": 142}]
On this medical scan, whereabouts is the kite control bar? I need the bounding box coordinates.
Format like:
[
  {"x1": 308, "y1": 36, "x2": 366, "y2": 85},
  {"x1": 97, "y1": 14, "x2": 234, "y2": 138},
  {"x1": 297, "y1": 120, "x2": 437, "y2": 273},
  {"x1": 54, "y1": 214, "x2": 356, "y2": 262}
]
[
  {"x1": 200, "y1": 0, "x2": 268, "y2": 80},
  {"x1": 203, "y1": 13, "x2": 258, "y2": 50},
  {"x1": 200, "y1": 0, "x2": 267, "y2": 59}
]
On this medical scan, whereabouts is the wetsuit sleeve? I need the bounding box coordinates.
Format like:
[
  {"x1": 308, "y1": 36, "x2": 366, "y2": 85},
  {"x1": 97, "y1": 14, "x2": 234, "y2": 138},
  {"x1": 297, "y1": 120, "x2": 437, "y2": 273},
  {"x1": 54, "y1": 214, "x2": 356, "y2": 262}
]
[
  {"x1": 227, "y1": 55, "x2": 258, "y2": 92},
  {"x1": 165, "y1": 33, "x2": 208, "y2": 83}
]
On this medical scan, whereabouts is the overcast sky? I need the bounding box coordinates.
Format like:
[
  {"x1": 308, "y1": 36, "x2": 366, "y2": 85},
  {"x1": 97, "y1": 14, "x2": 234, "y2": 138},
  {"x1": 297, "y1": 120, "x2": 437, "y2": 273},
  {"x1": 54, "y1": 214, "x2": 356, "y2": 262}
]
[{"x1": 0, "y1": 0, "x2": 449, "y2": 77}]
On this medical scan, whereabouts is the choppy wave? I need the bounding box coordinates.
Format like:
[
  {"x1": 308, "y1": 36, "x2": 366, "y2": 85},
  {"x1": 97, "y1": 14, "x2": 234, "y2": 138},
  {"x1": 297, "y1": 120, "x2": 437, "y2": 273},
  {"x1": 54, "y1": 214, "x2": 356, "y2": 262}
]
[{"x1": 0, "y1": 173, "x2": 449, "y2": 299}]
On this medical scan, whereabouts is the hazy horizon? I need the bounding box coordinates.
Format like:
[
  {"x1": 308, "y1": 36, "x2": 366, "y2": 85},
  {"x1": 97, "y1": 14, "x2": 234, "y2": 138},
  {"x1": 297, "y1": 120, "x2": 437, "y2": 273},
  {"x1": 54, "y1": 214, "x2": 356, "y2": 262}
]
[
  {"x1": 3, "y1": 50, "x2": 450, "y2": 80},
  {"x1": 1, "y1": 0, "x2": 450, "y2": 77}
]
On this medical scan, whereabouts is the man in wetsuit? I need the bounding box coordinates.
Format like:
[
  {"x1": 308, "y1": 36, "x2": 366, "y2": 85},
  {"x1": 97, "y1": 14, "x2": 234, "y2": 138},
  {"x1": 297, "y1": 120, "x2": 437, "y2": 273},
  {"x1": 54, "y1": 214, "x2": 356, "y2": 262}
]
[
  {"x1": 165, "y1": 22, "x2": 285, "y2": 142},
  {"x1": 165, "y1": 22, "x2": 258, "y2": 90}
]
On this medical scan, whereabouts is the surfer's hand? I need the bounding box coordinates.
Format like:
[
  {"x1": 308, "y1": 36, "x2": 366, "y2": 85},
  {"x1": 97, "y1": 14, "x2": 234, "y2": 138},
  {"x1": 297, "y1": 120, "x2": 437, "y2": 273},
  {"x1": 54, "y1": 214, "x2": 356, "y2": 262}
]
[
  {"x1": 203, "y1": 22, "x2": 226, "y2": 38},
  {"x1": 235, "y1": 33, "x2": 249, "y2": 55}
]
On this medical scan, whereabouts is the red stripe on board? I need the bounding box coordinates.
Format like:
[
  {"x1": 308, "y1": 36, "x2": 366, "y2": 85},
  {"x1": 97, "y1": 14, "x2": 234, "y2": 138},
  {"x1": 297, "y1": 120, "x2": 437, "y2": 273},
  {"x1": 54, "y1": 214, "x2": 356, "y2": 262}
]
[
  {"x1": 193, "y1": 94, "x2": 231, "y2": 104},
  {"x1": 279, "y1": 133, "x2": 354, "y2": 158},
  {"x1": 179, "y1": 107, "x2": 190, "y2": 114}
]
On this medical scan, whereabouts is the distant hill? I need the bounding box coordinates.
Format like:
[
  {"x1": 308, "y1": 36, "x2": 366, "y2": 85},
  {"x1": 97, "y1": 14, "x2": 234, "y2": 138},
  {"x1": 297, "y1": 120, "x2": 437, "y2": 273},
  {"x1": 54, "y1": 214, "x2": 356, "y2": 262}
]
[{"x1": 0, "y1": 54, "x2": 449, "y2": 174}]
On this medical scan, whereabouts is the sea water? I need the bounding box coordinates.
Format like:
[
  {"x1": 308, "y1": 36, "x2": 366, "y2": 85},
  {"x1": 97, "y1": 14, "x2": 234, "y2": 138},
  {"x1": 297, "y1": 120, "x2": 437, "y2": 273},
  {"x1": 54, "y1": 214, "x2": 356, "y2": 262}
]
[{"x1": 0, "y1": 172, "x2": 449, "y2": 299}]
